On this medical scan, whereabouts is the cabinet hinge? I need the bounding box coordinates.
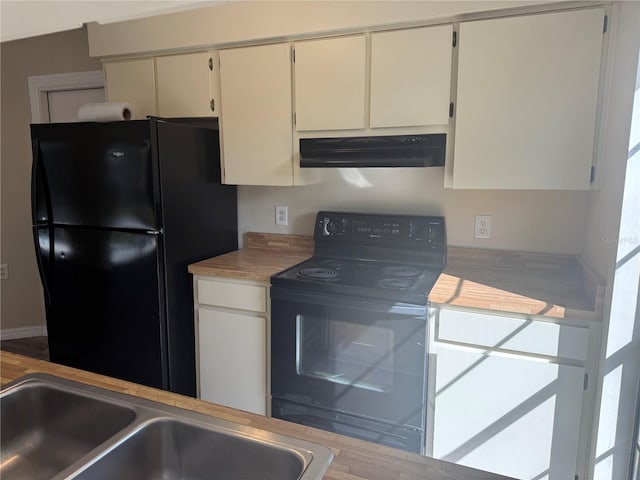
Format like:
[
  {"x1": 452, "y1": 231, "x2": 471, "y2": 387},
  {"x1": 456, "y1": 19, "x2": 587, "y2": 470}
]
[
  {"x1": 210, "y1": 99, "x2": 215, "y2": 112},
  {"x1": 453, "y1": 31, "x2": 457, "y2": 47},
  {"x1": 590, "y1": 165, "x2": 596, "y2": 184},
  {"x1": 603, "y1": 14, "x2": 608, "y2": 34},
  {"x1": 293, "y1": 112, "x2": 296, "y2": 125},
  {"x1": 449, "y1": 102, "x2": 455, "y2": 118},
  {"x1": 292, "y1": 49, "x2": 296, "y2": 63},
  {"x1": 208, "y1": 57, "x2": 213, "y2": 71},
  {"x1": 584, "y1": 373, "x2": 589, "y2": 390}
]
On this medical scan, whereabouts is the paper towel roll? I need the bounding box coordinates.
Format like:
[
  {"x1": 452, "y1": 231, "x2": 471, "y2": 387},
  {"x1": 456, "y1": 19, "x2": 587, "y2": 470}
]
[{"x1": 77, "y1": 102, "x2": 135, "y2": 122}]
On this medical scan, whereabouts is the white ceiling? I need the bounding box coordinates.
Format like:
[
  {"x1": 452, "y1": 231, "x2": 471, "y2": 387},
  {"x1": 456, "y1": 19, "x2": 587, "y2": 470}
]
[{"x1": 0, "y1": 0, "x2": 223, "y2": 43}]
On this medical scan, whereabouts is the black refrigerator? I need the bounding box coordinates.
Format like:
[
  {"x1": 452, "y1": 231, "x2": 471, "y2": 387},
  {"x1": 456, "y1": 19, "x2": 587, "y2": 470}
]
[{"x1": 30, "y1": 117, "x2": 237, "y2": 397}]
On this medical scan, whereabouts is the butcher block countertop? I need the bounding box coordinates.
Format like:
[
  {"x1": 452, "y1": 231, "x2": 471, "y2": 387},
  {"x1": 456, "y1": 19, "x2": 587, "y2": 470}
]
[
  {"x1": 188, "y1": 233, "x2": 605, "y2": 321},
  {"x1": 0, "y1": 352, "x2": 514, "y2": 480},
  {"x1": 431, "y1": 247, "x2": 605, "y2": 321},
  {"x1": 188, "y1": 233, "x2": 313, "y2": 281}
]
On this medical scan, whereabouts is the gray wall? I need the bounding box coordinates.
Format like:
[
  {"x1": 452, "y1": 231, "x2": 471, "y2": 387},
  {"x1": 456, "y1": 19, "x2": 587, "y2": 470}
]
[
  {"x1": 0, "y1": 27, "x2": 102, "y2": 332},
  {"x1": 238, "y1": 168, "x2": 589, "y2": 253}
]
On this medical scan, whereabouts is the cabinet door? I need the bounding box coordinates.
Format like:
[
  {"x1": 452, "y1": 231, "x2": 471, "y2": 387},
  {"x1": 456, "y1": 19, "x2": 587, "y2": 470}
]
[
  {"x1": 453, "y1": 8, "x2": 605, "y2": 189},
  {"x1": 198, "y1": 308, "x2": 266, "y2": 415},
  {"x1": 294, "y1": 35, "x2": 366, "y2": 131},
  {"x1": 219, "y1": 43, "x2": 293, "y2": 186},
  {"x1": 370, "y1": 25, "x2": 453, "y2": 128},
  {"x1": 156, "y1": 51, "x2": 217, "y2": 117},
  {"x1": 431, "y1": 344, "x2": 585, "y2": 480},
  {"x1": 104, "y1": 58, "x2": 157, "y2": 118}
]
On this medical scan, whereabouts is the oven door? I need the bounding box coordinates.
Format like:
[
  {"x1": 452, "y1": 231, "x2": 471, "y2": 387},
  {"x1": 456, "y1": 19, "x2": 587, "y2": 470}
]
[{"x1": 270, "y1": 287, "x2": 428, "y2": 430}]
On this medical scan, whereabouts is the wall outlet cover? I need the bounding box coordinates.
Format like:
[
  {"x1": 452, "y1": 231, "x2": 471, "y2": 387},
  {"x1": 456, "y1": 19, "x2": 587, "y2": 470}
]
[
  {"x1": 275, "y1": 205, "x2": 288, "y2": 226},
  {"x1": 475, "y1": 215, "x2": 491, "y2": 239}
]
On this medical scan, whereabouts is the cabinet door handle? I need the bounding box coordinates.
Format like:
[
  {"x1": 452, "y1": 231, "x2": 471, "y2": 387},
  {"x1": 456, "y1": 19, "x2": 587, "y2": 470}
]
[{"x1": 210, "y1": 99, "x2": 215, "y2": 112}]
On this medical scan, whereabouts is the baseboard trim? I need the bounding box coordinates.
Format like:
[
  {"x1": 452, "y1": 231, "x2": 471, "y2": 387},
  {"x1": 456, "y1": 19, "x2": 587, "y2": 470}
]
[{"x1": 0, "y1": 326, "x2": 48, "y2": 340}]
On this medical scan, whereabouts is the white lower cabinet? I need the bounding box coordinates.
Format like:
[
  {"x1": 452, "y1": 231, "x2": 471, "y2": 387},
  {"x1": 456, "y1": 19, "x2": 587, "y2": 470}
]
[
  {"x1": 194, "y1": 277, "x2": 268, "y2": 415},
  {"x1": 429, "y1": 307, "x2": 592, "y2": 480}
]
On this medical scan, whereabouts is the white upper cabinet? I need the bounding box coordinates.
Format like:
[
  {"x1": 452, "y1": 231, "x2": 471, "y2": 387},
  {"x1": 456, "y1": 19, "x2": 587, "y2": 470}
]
[
  {"x1": 219, "y1": 43, "x2": 294, "y2": 185},
  {"x1": 452, "y1": 8, "x2": 605, "y2": 189},
  {"x1": 156, "y1": 51, "x2": 218, "y2": 117},
  {"x1": 105, "y1": 52, "x2": 219, "y2": 119},
  {"x1": 294, "y1": 35, "x2": 367, "y2": 131},
  {"x1": 370, "y1": 25, "x2": 453, "y2": 128},
  {"x1": 104, "y1": 58, "x2": 157, "y2": 118}
]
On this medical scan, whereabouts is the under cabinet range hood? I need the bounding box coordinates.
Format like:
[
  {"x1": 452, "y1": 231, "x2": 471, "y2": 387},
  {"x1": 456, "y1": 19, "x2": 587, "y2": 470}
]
[{"x1": 299, "y1": 134, "x2": 446, "y2": 168}]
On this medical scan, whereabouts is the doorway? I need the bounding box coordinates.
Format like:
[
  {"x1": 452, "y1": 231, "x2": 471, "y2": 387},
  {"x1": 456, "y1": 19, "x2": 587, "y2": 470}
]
[
  {"x1": 28, "y1": 70, "x2": 104, "y2": 123},
  {"x1": 46, "y1": 88, "x2": 105, "y2": 123}
]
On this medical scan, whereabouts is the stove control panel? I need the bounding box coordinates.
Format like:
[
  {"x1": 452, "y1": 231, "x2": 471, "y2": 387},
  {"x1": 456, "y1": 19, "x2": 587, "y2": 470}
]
[{"x1": 315, "y1": 212, "x2": 445, "y2": 248}]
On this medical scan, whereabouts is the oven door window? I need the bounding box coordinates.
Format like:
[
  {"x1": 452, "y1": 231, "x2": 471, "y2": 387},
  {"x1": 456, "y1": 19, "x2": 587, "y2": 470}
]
[
  {"x1": 271, "y1": 297, "x2": 427, "y2": 428},
  {"x1": 296, "y1": 314, "x2": 394, "y2": 392}
]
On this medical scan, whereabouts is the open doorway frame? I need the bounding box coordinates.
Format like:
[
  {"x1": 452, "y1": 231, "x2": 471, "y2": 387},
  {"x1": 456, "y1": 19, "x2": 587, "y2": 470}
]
[{"x1": 28, "y1": 70, "x2": 104, "y2": 123}]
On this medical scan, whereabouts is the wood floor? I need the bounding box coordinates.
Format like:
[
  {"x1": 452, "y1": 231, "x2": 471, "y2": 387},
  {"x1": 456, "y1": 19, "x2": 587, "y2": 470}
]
[{"x1": 0, "y1": 336, "x2": 49, "y2": 361}]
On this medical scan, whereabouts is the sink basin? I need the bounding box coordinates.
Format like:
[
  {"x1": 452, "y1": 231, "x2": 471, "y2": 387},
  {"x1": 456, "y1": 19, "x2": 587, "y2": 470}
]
[
  {"x1": 0, "y1": 374, "x2": 333, "y2": 480},
  {"x1": 0, "y1": 383, "x2": 136, "y2": 480},
  {"x1": 74, "y1": 418, "x2": 308, "y2": 480}
]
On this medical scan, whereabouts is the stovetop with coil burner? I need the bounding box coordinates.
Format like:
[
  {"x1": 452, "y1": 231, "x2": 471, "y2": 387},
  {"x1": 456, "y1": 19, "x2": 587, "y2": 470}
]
[{"x1": 271, "y1": 211, "x2": 447, "y2": 306}]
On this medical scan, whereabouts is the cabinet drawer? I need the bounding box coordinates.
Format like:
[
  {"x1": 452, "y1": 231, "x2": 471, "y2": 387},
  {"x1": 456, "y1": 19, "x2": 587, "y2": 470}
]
[
  {"x1": 436, "y1": 308, "x2": 589, "y2": 361},
  {"x1": 197, "y1": 279, "x2": 266, "y2": 312}
]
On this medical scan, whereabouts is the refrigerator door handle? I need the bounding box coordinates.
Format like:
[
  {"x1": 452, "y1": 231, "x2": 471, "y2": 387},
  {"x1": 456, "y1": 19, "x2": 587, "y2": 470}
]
[
  {"x1": 33, "y1": 228, "x2": 52, "y2": 307},
  {"x1": 31, "y1": 139, "x2": 52, "y2": 225}
]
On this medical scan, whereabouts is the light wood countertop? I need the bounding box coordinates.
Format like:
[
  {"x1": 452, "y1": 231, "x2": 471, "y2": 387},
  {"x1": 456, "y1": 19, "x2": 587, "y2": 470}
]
[
  {"x1": 431, "y1": 247, "x2": 605, "y2": 321},
  {"x1": 0, "y1": 352, "x2": 514, "y2": 480},
  {"x1": 188, "y1": 234, "x2": 605, "y2": 321},
  {"x1": 188, "y1": 233, "x2": 313, "y2": 281}
]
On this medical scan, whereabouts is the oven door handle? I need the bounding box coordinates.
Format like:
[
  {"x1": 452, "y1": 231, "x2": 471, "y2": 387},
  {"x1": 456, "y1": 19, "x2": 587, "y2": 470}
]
[{"x1": 270, "y1": 287, "x2": 428, "y2": 317}]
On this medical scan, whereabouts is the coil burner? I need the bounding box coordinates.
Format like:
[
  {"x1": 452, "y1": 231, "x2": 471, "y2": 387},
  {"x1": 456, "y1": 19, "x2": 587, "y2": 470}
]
[
  {"x1": 378, "y1": 278, "x2": 414, "y2": 290},
  {"x1": 382, "y1": 266, "x2": 423, "y2": 277},
  {"x1": 297, "y1": 267, "x2": 341, "y2": 281}
]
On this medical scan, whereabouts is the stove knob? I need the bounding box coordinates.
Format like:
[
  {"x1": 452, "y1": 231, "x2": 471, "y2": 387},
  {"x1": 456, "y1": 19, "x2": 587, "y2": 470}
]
[
  {"x1": 335, "y1": 218, "x2": 349, "y2": 234},
  {"x1": 322, "y1": 217, "x2": 331, "y2": 235},
  {"x1": 410, "y1": 221, "x2": 426, "y2": 240}
]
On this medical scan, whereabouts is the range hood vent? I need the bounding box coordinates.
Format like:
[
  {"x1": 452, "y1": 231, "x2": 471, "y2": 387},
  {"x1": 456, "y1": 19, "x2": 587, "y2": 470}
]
[{"x1": 299, "y1": 134, "x2": 446, "y2": 168}]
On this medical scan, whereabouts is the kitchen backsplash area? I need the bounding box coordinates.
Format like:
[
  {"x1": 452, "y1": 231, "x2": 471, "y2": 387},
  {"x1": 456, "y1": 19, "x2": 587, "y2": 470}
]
[{"x1": 237, "y1": 167, "x2": 589, "y2": 254}]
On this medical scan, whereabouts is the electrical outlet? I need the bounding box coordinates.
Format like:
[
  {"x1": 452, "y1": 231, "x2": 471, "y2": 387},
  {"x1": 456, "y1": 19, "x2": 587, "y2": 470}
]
[
  {"x1": 275, "y1": 205, "x2": 288, "y2": 226},
  {"x1": 0, "y1": 264, "x2": 8, "y2": 280},
  {"x1": 475, "y1": 215, "x2": 491, "y2": 239}
]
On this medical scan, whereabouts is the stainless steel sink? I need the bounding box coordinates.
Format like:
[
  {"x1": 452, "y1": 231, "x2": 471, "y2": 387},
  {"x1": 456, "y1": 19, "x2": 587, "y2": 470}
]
[
  {"x1": 73, "y1": 418, "x2": 309, "y2": 480},
  {"x1": 0, "y1": 374, "x2": 333, "y2": 480},
  {"x1": 0, "y1": 382, "x2": 136, "y2": 480}
]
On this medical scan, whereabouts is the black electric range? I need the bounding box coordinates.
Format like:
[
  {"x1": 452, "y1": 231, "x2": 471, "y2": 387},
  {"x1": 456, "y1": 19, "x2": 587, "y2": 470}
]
[
  {"x1": 270, "y1": 211, "x2": 446, "y2": 454},
  {"x1": 271, "y1": 211, "x2": 447, "y2": 306}
]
